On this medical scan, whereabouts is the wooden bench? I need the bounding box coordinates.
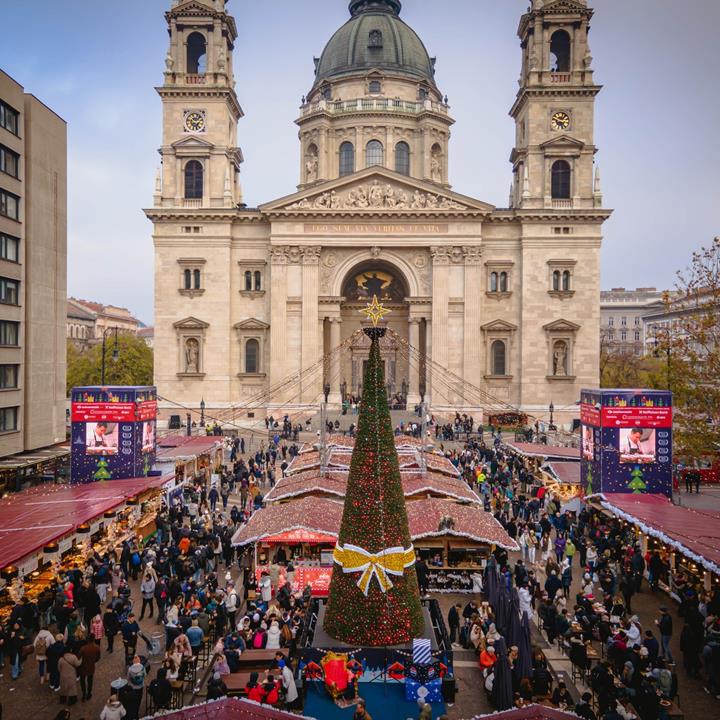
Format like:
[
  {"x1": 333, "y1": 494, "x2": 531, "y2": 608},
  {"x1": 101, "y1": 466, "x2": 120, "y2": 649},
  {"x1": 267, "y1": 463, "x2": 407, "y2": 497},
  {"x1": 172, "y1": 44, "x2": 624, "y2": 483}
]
[{"x1": 236, "y1": 648, "x2": 288, "y2": 670}]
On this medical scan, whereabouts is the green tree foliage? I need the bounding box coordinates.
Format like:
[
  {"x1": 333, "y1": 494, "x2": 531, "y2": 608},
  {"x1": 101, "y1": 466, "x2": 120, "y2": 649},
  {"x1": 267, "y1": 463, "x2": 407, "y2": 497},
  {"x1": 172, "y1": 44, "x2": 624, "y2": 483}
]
[
  {"x1": 67, "y1": 333, "x2": 153, "y2": 394},
  {"x1": 324, "y1": 327, "x2": 424, "y2": 646}
]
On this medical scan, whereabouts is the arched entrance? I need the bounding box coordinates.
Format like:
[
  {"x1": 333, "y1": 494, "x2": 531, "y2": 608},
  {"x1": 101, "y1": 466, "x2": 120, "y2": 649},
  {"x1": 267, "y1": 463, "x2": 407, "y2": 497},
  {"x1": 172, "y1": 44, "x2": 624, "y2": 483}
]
[{"x1": 323, "y1": 260, "x2": 426, "y2": 409}]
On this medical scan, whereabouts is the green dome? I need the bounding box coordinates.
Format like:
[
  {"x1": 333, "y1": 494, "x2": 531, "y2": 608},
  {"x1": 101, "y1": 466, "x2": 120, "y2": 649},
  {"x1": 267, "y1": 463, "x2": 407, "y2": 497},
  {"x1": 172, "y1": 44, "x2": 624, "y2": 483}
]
[{"x1": 313, "y1": 0, "x2": 437, "y2": 90}]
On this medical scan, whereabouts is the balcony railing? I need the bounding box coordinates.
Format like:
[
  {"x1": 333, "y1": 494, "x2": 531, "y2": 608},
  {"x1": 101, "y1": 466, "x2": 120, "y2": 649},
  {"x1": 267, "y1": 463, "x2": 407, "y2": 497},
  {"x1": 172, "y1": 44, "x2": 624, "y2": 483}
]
[
  {"x1": 186, "y1": 74, "x2": 207, "y2": 85},
  {"x1": 300, "y1": 97, "x2": 449, "y2": 118},
  {"x1": 551, "y1": 199, "x2": 573, "y2": 210},
  {"x1": 549, "y1": 72, "x2": 571, "y2": 84},
  {"x1": 183, "y1": 199, "x2": 202, "y2": 209}
]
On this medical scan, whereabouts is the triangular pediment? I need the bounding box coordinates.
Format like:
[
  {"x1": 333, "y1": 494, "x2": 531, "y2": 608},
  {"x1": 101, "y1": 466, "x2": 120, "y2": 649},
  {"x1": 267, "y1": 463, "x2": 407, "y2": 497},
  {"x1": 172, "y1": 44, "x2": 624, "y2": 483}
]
[
  {"x1": 481, "y1": 319, "x2": 518, "y2": 333},
  {"x1": 172, "y1": 136, "x2": 215, "y2": 150},
  {"x1": 168, "y1": 1, "x2": 216, "y2": 18},
  {"x1": 540, "y1": 0, "x2": 592, "y2": 16},
  {"x1": 539, "y1": 135, "x2": 585, "y2": 151},
  {"x1": 173, "y1": 316, "x2": 210, "y2": 330},
  {"x1": 543, "y1": 318, "x2": 581, "y2": 332},
  {"x1": 234, "y1": 318, "x2": 270, "y2": 331},
  {"x1": 260, "y1": 167, "x2": 494, "y2": 215}
]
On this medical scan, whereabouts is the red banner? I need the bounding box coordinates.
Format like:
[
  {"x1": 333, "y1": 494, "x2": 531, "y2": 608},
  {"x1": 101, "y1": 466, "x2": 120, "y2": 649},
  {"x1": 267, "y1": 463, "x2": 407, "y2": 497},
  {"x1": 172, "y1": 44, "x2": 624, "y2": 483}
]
[
  {"x1": 136, "y1": 400, "x2": 158, "y2": 421},
  {"x1": 263, "y1": 530, "x2": 337, "y2": 544},
  {"x1": 580, "y1": 403, "x2": 601, "y2": 427},
  {"x1": 256, "y1": 565, "x2": 333, "y2": 597},
  {"x1": 71, "y1": 402, "x2": 136, "y2": 422},
  {"x1": 601, "y1": 406, "x2": 672, "y2": 428}
]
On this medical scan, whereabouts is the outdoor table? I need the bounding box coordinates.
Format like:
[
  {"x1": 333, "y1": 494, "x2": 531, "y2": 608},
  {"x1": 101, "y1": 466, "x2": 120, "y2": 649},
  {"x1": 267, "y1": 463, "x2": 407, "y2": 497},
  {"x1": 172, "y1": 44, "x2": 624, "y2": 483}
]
[
  {"x1": 236, "y1": 648, "x2": 288, "y2": 669},
  {"x1": 224, "y1": 672, "x2": 252, "y2": 695}
]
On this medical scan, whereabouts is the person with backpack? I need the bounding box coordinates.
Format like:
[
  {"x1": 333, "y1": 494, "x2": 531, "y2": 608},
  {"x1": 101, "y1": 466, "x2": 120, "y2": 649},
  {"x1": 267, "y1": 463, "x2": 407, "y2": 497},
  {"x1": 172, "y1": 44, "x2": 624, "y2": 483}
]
[
  {"x1": 129, "y1": 547, "x2": 142, "y2": 581},
  {"x1": 34, "y1": 625, "x2": 55, "y2": 684}
]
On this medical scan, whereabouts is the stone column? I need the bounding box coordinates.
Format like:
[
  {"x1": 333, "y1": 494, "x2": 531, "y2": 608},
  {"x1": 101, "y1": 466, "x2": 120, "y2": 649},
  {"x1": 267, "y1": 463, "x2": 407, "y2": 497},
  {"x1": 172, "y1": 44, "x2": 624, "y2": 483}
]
[
  {"x1": 319, "y1": 127, "x2": 328, "y2": 181},
  {"x1": 328, "y1": 318, "x2": 342, "y2": 407},
  {"x1": 269, "y1": 247, "x2": 289, "y2": 404},
  {"x1": 406, "y1": 317, "x2": 421, "y2": 409},
  {"x1": 463, "y1": 247, "x2": 483, "y2": 398},
  {"x1": 430, "y1": 247, "x2": 450, "y2": 409},
  {"x1": 301, "y1": 247, "x2": 321, "y2": 403}
]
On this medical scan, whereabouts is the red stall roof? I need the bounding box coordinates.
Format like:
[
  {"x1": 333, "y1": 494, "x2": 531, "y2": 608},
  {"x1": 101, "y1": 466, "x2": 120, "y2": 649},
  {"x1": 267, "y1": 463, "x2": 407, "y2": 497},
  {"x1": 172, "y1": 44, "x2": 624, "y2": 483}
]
[
  {"x1": 142, "y1": 697, "x2": 316, "y2": 719},
  {"x1": 598, "y1": 493, "x2": 720, "y2": 575},
  {"x1": 156, "y1": 436, "x2": 223, "y2": 461},
  {"x1": 472, "y1": 705, "x2": 578, "y2": 719},
  {"x1": 0, "y1": 476, "x2": 169, "y2": 570},
  {"x1": 504, "y1": 442, "x2": 580, "y2": 460},
  {"x1": 544, "y1": 461, "x2": 581, "y2": 485}
]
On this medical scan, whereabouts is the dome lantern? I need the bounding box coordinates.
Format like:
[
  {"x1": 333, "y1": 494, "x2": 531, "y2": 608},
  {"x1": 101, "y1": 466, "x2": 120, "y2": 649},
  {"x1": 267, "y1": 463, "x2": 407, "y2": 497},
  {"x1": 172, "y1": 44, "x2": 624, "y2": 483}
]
[{"x1": 349, "y1": 0, "x2": 402, "y2": 16}]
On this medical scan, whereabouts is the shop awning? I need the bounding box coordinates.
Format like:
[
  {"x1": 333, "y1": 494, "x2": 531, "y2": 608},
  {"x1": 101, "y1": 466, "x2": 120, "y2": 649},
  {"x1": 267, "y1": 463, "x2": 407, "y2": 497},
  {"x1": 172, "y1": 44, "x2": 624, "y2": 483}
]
[
  {"x1": 155, "y1": 436, "x2": 224, "y2": 462},
  {"x1": 0, "y1": 445, "x2": 70, "y2": 471},
  {"x1": 596, "y1": 493, "x2": 720, "y2": 575},
  {"x1": 264, "y1": 468, "x2": 481, "y2": 504},
  {"x1": 137, "y1": 697, "x2": 316, "y2": 719},
  {"x1": 543, "y1": 462, "x2": 581, "y2": 485},
  {"x1": 504, "y1": 442, "x2": 580, "y2": 460},
  {"x1": 263, "y1": 530, "x2": 338, "y2": 544},
  {"x1": 232, "y1": 497, "x2": 517, "y2": 551},
  {"x1": 0, "y1": 476, "x2": 170, "y2": 570}
]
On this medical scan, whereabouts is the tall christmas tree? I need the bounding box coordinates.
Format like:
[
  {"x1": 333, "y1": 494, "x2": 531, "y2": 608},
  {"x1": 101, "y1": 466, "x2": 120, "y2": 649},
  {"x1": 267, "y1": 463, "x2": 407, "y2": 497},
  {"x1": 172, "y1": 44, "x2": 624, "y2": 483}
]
[{"x1": 324, "y1": 298, "x2": 424, "y2": 646}]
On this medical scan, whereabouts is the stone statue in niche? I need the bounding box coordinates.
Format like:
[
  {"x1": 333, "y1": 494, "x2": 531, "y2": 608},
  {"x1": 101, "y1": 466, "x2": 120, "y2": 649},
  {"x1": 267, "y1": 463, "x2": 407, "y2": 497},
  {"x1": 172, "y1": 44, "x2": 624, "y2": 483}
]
[
  {"x1": 185, "y1": 338, "x2": 200, "y2": 373},
  {"x1": 165, "y1": 51, "x2": 175, "y2": 72},
  {"x1": 553, "y1": 340, "x2": 568, "y2": 376},
  {"x1": 305, "y1": 148, "x2": 318, "y2": 183}
]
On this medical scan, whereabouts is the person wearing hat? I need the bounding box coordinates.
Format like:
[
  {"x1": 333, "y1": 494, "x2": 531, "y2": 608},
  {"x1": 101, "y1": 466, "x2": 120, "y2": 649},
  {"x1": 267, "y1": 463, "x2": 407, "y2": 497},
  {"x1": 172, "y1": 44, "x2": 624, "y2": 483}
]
[
  {"x1": 100, "y1": 694, "x2": 127, "y2": 720},
  {"x1": 46, "y1": 632, "x2": 66, "y2": 691},
  {"x1": 479, "y1": 644, "x2": 496, "y2": 671}
]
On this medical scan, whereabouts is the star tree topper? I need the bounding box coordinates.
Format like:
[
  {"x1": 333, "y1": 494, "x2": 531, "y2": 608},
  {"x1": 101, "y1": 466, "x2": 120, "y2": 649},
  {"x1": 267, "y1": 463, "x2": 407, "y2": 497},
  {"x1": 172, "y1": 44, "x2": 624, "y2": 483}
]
[{"x1": 360, "y1": 295, "x2": 391, "y2": 327}]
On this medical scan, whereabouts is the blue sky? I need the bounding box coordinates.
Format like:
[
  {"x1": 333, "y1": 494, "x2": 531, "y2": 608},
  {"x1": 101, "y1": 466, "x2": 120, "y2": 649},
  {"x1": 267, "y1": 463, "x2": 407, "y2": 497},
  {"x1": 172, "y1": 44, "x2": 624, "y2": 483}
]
[{"x1": 1, "y1": 0, "x2": 718, "y2": 324}]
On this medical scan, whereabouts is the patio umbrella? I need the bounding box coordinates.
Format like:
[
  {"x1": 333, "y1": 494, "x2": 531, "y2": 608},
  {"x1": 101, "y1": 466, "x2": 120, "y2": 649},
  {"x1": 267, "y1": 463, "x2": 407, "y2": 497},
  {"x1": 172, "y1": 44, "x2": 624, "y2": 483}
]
[
  {"x1": 484, "y1": 555, "x2": 499, "y2": 608},
  {"x1": 515, "y1": 610, "x2": 533, "y2": 683},
  {"x1": 494, "y1": 584, "x2": 510, "y2": 639},
  {"x1": 508, "y1": 588, "x2": 523, "y2": 648},
  {"x1": 492, "y1": 636, "x2": 514, "y2": 711}
]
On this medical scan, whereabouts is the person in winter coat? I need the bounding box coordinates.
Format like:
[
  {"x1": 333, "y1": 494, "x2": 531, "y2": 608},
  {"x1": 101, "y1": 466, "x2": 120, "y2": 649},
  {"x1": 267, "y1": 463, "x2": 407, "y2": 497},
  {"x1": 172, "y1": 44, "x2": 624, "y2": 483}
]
[
  {"x1": 34, "y1": 626, "x2": 55, "y2": 684},
  {"x1": 279, "y1": 658, "x2": 299, "y2": 708},
  {"x1": 266, "y1": 620, "x2": 282, "y2": 649},
  {"x1": 258, "y1": 572, "x2": 272, "y2": 606},
  {"x1": 46, "y1": 634, "x2": 66, "y2": 690},
  {"x1": 100, "y1": 694, "x2": 127, "y2": 720},
  {"x1": 139, "y1": 574, "x2": 156, "y2": 620},
  {"x1": 126, "y1": 655, "x2": 146, "y2": 720},
  {"x1": 103, "y1": 605, "x2": 120, "y2": 653},
  {"x1": 58, "y1": 650, "x2": 81, "y2": 705},
  {"x1": 78, "y1": 635, "x2": 101, "y2": 701}
]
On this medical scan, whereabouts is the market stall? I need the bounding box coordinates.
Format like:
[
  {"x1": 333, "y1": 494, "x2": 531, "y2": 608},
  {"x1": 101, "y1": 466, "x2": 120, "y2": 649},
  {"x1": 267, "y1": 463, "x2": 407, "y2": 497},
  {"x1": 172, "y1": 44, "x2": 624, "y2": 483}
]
[
  {"x1": 154, "y1": 436, "x2": 225, "y2": 486},
  {"x1": 0, "y1": 445, "x2": 70, "y2": 493},
  {"x1": 539, "y1": 461, "x2": 583, "y2": 511}
]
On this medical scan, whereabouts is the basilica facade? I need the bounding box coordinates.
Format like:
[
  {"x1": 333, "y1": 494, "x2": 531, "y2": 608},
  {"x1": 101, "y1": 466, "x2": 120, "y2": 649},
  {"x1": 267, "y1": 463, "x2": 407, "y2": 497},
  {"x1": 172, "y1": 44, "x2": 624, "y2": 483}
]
[{"x1": 148, "y1": 0, "x2": 611, "y2": 423}]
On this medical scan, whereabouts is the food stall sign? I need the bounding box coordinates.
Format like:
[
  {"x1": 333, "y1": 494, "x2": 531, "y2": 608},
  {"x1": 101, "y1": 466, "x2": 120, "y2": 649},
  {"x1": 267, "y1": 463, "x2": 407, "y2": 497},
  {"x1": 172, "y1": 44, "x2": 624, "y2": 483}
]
[
  {"x1": 58, "y1": 537, "x2": 73, "y2": 554},
  {"x1": 263, "y1": 530, "x2": 337, "y2": 544},
  {"x1": 255, "y1": 565, "x2": 333, "y2": 597},
  {"x1": 18, "y1": 556, "x2": 38, "y2": 578}
]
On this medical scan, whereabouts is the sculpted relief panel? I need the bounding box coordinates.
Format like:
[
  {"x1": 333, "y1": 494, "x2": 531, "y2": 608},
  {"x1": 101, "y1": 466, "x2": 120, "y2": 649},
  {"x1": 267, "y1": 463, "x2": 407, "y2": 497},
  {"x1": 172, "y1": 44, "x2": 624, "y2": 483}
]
[{"x1": 287, "y1": 180, "x2": 467, "y2": 212}]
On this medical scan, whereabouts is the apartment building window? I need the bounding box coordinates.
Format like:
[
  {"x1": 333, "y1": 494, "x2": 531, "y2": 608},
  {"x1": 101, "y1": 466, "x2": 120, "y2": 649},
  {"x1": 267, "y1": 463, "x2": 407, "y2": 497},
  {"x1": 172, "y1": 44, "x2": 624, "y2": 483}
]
[
  {"x1": 0, "y1": 365, "x2": 18, "y2": 389},
  {"x1": 608, "y1": 317, "x2": 614, "y2": 326},
  {"x1": 0, "y1": 321, "x2": 19, "y2": 346},
  {"x1": 634, "y1": 316, "x2": 641, "y2": 326},
  {"x1": 0, "y1": 406, "x2": 18, "y2": 432},
  {"x1": 0, "y1": 189, "x2": 20, "y2": 220},
  {"x1": 634, "y1": 331, "x2": 641, "y2": 341},
  {"x1": 0, "y1": 145, "x2": 19, "y2": 178},
  {"x1": 0, "y1": 277, "x2": 18, "y2": 305},
  {"x1": 0, "y1": 102, "x2": 19, "y2": 135},
  {"x1": 621, "y1": 330, "x2": 627, "y2": 341},
  {"x1": 0, "y1": 233, "x2": 19, "y2": 262},
  {"x1": 621, "y1": 316, "x2": 627, "y2": 326}
]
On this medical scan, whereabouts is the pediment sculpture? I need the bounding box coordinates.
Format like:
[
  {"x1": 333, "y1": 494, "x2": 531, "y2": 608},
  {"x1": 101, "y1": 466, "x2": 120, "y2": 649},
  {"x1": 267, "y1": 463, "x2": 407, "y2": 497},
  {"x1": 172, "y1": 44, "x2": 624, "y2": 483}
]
[{"x1": 287, "y1": 180, "x2": 467, "y2": 212}]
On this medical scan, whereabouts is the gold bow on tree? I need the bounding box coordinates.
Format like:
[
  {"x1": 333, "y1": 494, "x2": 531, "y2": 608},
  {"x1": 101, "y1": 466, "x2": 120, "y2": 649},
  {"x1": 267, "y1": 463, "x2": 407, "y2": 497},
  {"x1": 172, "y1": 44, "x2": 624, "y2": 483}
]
[{"x1": 333, "y1": 543, "x2": 416, "y2": 596}]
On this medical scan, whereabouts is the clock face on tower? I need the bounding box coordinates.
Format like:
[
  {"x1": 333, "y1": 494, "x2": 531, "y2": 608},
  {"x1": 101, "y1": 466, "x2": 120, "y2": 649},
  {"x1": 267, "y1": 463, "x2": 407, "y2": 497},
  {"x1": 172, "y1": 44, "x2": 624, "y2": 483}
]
[
  {"x1": 184, "y1": 111, "x2": 206, "y2": 133},
  {"x1": 551, "y1": 111, "x2": 571, "y2": 131}
]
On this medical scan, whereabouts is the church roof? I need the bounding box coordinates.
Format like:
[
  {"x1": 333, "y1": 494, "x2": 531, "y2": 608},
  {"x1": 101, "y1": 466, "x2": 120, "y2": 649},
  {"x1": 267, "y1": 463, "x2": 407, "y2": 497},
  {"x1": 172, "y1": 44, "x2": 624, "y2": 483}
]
[{"x1": 313, "y1": 0, "x2": 437, "y2": 91}]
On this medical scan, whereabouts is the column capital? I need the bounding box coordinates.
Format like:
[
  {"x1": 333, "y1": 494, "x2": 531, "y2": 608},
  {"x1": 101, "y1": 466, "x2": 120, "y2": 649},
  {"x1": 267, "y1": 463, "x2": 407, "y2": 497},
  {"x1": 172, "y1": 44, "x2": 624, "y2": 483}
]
[
  {"x1": 462, "y1": 246, "x2": 483, "y2": 265},
  {"x1": 301, "y1": 246, "x2": 321, "y2": 265}
]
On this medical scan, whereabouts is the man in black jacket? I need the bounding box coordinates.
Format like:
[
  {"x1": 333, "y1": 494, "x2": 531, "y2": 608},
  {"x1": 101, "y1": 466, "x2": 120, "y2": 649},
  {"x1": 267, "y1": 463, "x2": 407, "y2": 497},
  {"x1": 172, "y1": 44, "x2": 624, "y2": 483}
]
[
  {"x1": 447, "y1": 604, "x2": 461, "y2": 645},
  {"x1": 575, "y1": 691, "x2": 597, "y2": 720}
]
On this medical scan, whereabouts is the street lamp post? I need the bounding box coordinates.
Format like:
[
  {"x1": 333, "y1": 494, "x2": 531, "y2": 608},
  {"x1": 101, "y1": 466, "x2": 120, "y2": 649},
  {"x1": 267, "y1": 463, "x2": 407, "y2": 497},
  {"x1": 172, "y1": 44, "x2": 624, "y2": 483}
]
[
  {"x1": 100, "y1": 326, "x2": 120, "y2": 385},
  {"x1": 199, "y1": 398, "x2": 206, "y2": 427},
  {"x1": 653, "y1": 328, "x2": 672, "y2": 392},
  {"x1": 549, "y1": 401, "x2": 555, "y2": 431}
]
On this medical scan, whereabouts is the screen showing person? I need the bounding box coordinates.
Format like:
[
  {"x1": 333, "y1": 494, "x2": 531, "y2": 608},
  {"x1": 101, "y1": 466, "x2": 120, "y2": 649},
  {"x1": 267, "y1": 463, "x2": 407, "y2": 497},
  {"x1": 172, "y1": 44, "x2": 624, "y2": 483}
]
[
  {"x1": 142, "y1": 420, "x2": 156, "y2": 452},
  {"x1": 85, "y1": 422, "x2": 119, "y2": 455},
  {"x1": 618, "y1": 427, "x2": 656, "y2": 464},
  {"x1": 582, "y1": 426, "x2": 594, "y2": 460}
]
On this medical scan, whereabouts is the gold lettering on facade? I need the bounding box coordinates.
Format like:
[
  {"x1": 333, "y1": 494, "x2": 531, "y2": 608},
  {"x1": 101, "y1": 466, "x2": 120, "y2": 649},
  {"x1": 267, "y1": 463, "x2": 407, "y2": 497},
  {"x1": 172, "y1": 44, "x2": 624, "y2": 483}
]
[{"x1": 304, "y1": 223, "x2": 449, "y2": 234}]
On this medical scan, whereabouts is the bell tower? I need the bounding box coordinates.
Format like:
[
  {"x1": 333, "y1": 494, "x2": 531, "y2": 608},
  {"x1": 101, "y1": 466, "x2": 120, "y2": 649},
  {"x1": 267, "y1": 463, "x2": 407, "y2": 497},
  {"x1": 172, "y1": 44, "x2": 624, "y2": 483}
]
[
  {"x1": 510, "y1": 0, "x2": 602, "y2": 211},
  {"x1": 155, "y1": 0, "x2": 244, "y2": 209}
]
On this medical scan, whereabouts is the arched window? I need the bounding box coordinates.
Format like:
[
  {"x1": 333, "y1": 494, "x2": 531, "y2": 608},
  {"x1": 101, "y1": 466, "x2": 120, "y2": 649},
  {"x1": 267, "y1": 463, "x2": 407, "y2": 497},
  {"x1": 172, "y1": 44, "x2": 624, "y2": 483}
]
[
  {"x1": 184, "y1": 160, "x2": 203, "y2": 199},
  {"x1": 551, "y1": 160, "x2": 571, "y2": 199},
  {"x1": 365, "y1": 140, "x2": 384, "y2": 167},
  {"x1": 491, "y1": 340, "x2": 506, "y2": 376},
  {"x1": 339, "y1": 142, "x2": 355, "y2": 176},
  {"x1": 490, "y1": 272, "x2": 498, "y2": 292},
  {"x1": 245, "y1": 339, "x2": 259, "y2": 374},
  {"x1": 244, "y1": 271, "x2": 252, "y2": 291},
  {"x1": 499, "y1": 272, "x2": 508, "y2": 292},
  {"x1": 193, "y1": 269, "x2": 201, "y2": 289},
  {"x1": 562, "y1": 270, "x2": 571, "y2": 291},
  {"x1": 184, "y1": 269, "x2": 192, "y2": 290},
  {"x1": 254, "y1": 271, "x2": 262, "y2": 291},
  {"x1": 395, "y1": 142, "x2": 410, "y2": 176},
  {"x1": 552, "y1": 270, "x2": 561, "y2": 291},
  {"x1": 550, "y1": 30, "x2": 571, "y2": 72},
  {"x1": 187, "y1": 32, "x2": 207, "y2": 74}
]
